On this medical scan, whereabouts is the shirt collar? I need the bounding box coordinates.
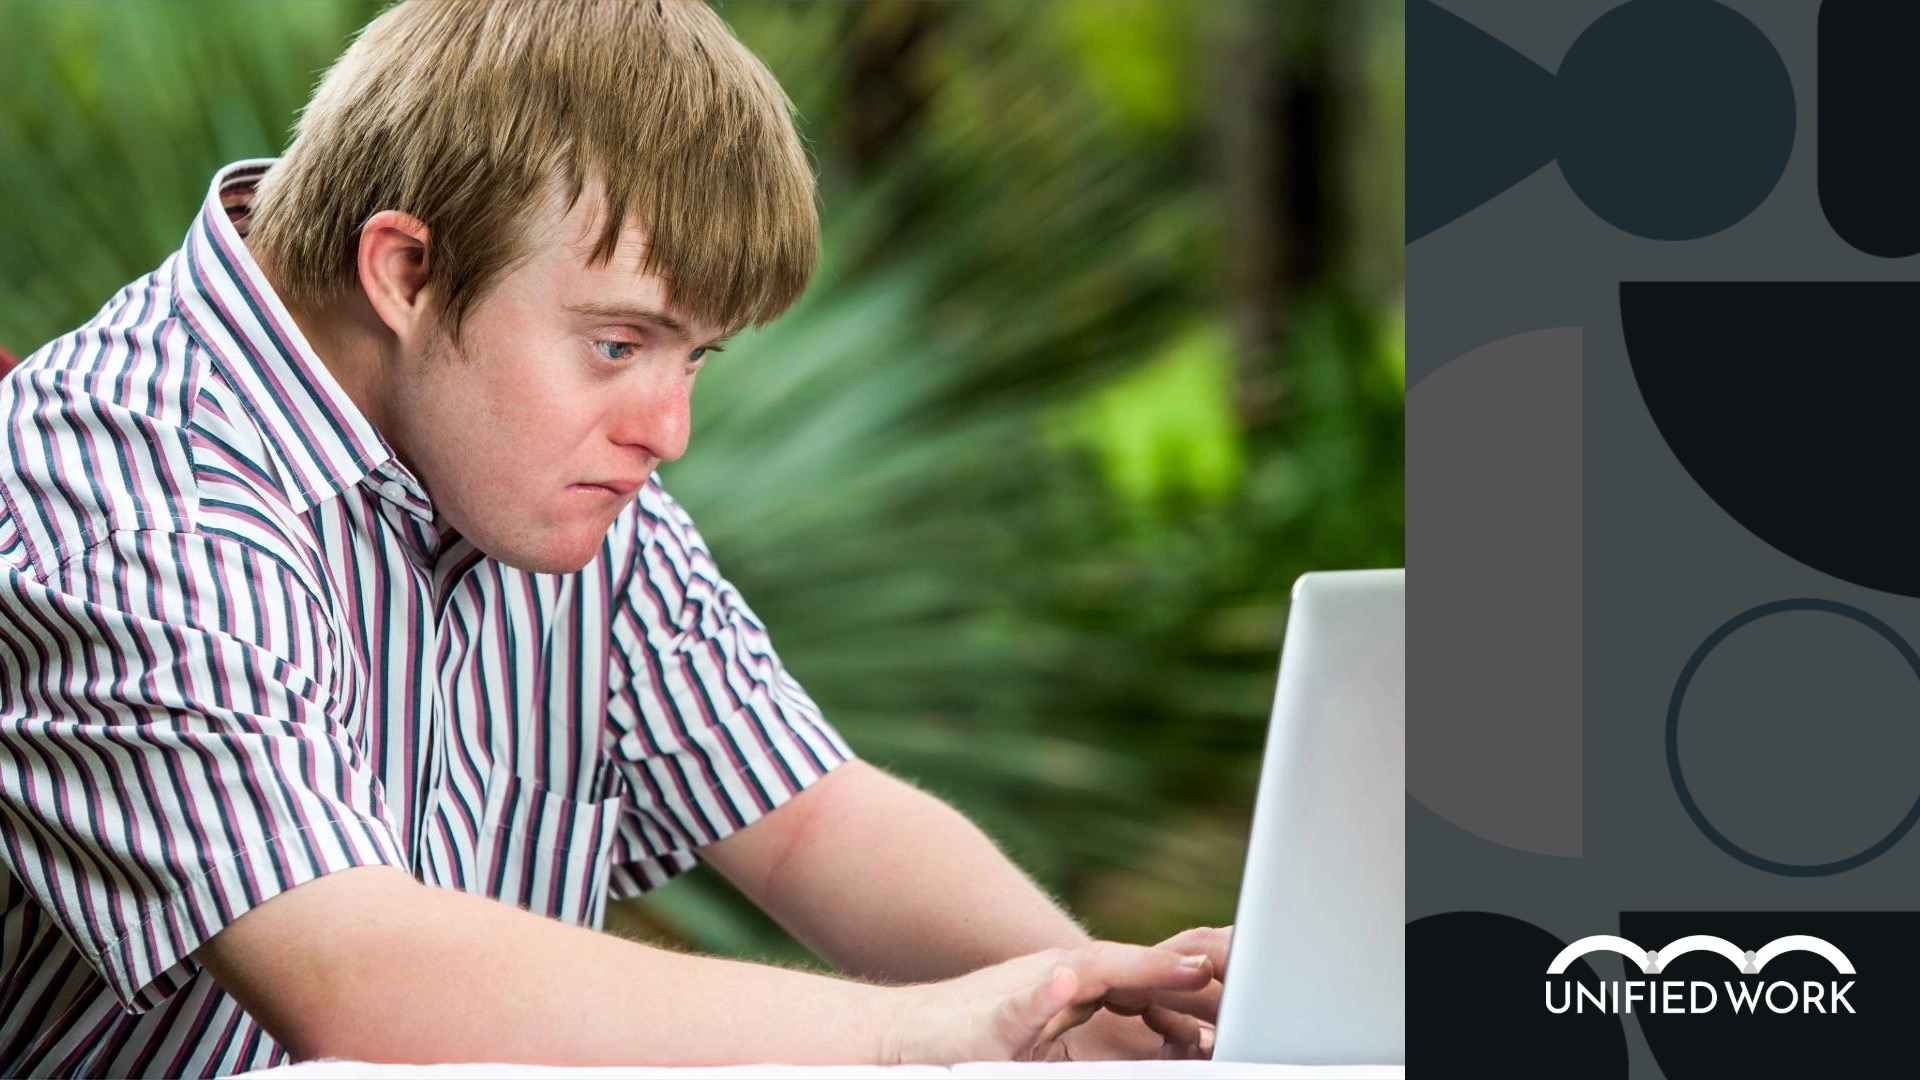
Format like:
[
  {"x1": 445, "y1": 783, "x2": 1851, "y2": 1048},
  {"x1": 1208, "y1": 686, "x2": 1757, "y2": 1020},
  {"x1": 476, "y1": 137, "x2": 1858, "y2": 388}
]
[{"x1": 169, "y1": 158, "x2": 408, "y2": 515}]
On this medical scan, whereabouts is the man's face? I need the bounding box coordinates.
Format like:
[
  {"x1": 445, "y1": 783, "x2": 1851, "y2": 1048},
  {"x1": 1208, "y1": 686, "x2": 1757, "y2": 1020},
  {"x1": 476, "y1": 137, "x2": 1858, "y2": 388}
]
[{"x1": 388, "y1": 187, "x2": 725, "y2": 574}]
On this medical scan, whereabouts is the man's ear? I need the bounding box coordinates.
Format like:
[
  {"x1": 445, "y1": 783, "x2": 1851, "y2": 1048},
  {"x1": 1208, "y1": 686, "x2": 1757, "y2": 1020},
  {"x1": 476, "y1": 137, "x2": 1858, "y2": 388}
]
[{"x1": 357, "y1": 209, "x2": 435, "y2": 342}]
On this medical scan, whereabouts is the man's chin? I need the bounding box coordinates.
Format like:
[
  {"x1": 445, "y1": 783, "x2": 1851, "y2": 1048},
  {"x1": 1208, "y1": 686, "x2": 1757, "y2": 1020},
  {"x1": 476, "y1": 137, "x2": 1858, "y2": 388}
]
[
  {"x1": 467, "y1": 528, "x2": 606, "y2": 576},
  {"x1": 504, "y1": 551, "x2": 600, "y2": 575}
]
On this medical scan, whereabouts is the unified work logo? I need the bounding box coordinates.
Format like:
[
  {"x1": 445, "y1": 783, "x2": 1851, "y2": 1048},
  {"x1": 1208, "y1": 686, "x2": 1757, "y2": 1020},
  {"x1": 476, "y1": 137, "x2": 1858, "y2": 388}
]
[{"x1": 1545, "y1": 935, "x2": 1857, "y2": 1016}]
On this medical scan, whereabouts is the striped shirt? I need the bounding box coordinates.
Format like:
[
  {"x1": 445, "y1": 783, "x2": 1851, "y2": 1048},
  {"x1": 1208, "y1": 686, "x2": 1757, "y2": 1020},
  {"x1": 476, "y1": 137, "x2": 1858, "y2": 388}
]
[{"x1": 0, "y1": 158, "x2": 853, "y2": 1077}]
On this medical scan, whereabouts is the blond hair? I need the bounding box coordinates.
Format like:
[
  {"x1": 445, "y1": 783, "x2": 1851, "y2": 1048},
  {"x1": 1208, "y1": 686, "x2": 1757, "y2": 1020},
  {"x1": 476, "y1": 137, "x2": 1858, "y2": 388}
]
[{"x1": 246, "y1": 0, "x2": 817, "y2": 343}]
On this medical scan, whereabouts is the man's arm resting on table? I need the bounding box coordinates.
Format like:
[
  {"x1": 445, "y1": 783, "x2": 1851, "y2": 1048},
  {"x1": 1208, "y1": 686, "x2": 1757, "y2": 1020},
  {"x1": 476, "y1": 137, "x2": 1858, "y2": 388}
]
[
  {"x1": 192, "y1": 860, "x2": 1214, "y2": 1066},
  {"x1": 193, "y1": 864, "x2": 894, "y2": 1066}
]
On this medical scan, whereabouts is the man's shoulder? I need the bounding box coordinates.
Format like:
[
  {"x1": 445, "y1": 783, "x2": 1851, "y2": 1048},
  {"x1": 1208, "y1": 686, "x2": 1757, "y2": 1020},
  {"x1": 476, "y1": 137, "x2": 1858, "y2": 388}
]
[{"x1": 0, "y1": 265, "x2": 225, "y2": 572}]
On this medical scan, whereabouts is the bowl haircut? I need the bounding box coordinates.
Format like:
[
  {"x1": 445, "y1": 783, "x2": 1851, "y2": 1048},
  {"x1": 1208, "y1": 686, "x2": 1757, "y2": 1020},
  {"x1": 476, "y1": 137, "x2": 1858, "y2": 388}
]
[{"x1": 245, "y1": 0, "x2": 819, "y2": 346}]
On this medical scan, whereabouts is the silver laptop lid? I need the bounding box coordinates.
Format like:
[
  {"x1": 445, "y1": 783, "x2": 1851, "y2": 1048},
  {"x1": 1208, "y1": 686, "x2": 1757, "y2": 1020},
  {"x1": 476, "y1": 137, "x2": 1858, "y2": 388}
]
[{"x1": 1213, "y1": 569, "x2": 1405, "y2": 1065}]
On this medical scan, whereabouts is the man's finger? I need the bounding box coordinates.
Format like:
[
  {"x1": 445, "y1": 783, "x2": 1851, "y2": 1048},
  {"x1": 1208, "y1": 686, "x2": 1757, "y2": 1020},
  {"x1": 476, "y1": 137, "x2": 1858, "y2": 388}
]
[
  {"x1": 1155, "y1": 926, "x2": 1233, "y2": 980},
  {"x1": 1002, "y1": 966, "x2": 1077, "y2": 1050},
  {"x1": 1139, "y1": 1002, "x2": 1211, "y2": 1053},
  {"x1": 1058, "y1": 941, "x2": 1214, "y2": 1003},
  {"x1": 1158, "y1": 1038, "x2": 1204, "y2": 1061},
  {"x1": 1145, "y1": 981, "x2": 1224, "y2": 1023},
  {"x1": 1035, "y1": 998, "x2": 1103, "y2": 1047},
  {"x1": 1103, "y1": 979, "x2": 1220, "y2": 1022}
]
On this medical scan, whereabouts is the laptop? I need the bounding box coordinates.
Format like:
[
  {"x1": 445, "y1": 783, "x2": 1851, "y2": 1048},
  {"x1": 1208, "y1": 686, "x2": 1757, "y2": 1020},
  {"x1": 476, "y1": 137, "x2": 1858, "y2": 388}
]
[{"x1": 1213, "y1": 568, "x2": 1405, "y2": 1066}]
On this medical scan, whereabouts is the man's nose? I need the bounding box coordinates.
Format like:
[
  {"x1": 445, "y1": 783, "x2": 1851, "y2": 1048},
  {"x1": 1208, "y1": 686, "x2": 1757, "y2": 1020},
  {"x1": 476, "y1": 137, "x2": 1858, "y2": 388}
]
[{"x1": 618, "y1": 372, "x2": 692, "y2": 463}]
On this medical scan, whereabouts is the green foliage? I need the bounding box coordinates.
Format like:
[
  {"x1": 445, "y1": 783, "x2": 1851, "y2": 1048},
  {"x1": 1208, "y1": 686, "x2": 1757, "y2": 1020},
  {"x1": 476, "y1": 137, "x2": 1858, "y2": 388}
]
[
  {"x1": 1048, "y1": 322, "x2": 1249, "y2": 522},
  {"x1": 1, "y1": 0, "x2": 1405, "y2": 968},
  {"x1": 0, "y1": 1, "x2": 361, "y2": 348}
]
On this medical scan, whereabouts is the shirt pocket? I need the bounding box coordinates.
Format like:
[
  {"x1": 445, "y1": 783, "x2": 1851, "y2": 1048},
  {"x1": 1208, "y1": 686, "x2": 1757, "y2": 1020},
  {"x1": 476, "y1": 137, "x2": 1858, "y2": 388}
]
[{"x1": 476, "y1": 762, "x2": 628, "y2": 930}]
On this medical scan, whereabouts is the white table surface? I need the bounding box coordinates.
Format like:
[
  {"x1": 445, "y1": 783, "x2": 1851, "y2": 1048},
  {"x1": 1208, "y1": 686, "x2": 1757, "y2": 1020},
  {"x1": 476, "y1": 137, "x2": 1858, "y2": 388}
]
[{"x1": 232, "y1": 1059, "x2": 1404, "y2": 1079}]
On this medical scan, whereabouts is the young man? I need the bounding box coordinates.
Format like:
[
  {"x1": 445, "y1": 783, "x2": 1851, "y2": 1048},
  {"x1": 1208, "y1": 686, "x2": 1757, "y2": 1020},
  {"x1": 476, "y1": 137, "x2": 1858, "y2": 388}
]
[{"x1": 0, "y1": 2, "x2": 1230, "y2": 1074}]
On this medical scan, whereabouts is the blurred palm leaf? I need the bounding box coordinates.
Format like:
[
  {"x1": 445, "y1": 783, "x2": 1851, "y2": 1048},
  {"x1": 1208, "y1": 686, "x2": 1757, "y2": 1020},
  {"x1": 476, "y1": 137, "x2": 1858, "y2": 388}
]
[{"x1": 0, "y1": 1, "x2": 360, "y2": 352}]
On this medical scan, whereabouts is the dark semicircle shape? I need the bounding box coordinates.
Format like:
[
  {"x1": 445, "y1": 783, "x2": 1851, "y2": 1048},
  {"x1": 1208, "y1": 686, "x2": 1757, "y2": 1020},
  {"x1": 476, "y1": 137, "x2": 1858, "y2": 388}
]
[
  {"x1": 1410, "y1": 911, "x2": 1626, "y2": 1078},
  {"x1": 1622, "y1": 281, "x2": 1920, "y2": 597}
]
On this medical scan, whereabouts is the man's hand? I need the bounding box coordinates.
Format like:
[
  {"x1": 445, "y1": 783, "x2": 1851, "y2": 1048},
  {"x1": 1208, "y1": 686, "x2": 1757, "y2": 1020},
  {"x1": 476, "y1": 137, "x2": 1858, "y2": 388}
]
[
  {"x1": 880, "y1": 941, "x2": 1216, "y2": 1064},
  {"x1": 1058, "y1": 926, "x2": 1235, "y2": 1061}
]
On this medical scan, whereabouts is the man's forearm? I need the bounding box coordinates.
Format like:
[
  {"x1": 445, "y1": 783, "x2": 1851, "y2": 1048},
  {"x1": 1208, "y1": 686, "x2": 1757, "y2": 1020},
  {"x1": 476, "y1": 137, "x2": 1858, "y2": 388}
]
[
  {"x1": 739, "y1": 763, "x2": 1094, "y2": 983},
  {"x1": 202, "y1": 866, "x2": 896, "y2": 1066}
]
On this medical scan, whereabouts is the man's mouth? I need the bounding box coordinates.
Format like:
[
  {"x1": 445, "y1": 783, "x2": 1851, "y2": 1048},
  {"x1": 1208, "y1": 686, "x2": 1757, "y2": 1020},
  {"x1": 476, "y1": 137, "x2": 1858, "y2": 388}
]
[{"x1": 571, "y1": 478, "x2": 644, "y2": 498}]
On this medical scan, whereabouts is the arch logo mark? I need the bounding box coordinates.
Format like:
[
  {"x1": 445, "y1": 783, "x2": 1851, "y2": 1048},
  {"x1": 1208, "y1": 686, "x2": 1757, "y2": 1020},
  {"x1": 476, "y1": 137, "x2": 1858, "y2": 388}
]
[
  {"x1": 1544, "y1": 934, "x2": 1856, "y2": 1016},
  {"x1": 1548, "y1": 934, "x2": 1855, "y2": 976}
]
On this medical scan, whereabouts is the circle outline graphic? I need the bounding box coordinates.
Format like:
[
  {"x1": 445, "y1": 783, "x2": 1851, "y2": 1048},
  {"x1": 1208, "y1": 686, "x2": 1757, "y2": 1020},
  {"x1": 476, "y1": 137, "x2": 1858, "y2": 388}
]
[{"x1": 1666, "y1": 597, "x2": 1920, "y2": 876}]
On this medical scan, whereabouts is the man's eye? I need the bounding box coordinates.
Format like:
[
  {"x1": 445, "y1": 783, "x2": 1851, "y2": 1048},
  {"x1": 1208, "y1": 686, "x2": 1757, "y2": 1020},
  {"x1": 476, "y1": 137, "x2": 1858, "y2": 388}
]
[
  {"x1": 594, "y1": 340, "x2": 638, "y2": 363},
  {"x1": 688, "y1": 346, "x2": 708, "y2": 364}
]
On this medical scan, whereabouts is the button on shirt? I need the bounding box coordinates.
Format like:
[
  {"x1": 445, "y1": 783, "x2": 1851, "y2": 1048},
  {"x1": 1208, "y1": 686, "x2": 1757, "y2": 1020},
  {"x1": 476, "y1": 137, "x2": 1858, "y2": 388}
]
[{"x1": 0, "y1": 159, "x2": 853, "y2": 1077}]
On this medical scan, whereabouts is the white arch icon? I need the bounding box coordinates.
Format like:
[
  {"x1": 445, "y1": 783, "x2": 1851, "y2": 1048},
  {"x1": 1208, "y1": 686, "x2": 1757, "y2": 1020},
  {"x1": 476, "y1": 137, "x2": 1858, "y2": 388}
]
[{"x1": 1546, "y1": 934, "x2": 1854, "y2": 976}]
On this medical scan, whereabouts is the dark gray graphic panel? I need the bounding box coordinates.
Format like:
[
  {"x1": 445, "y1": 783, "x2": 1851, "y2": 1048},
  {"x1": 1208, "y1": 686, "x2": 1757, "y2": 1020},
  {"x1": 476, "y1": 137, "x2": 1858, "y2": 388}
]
[{"x1": 1411, "y1": 3, "x2": 1920, "y2": 1077}]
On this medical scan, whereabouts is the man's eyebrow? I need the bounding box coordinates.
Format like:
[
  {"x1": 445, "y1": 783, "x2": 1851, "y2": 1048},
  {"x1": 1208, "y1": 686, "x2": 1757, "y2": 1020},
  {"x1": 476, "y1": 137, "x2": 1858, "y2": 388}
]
[{"x1": 565, "y1": 301, "x2": 732, "y2": 347}]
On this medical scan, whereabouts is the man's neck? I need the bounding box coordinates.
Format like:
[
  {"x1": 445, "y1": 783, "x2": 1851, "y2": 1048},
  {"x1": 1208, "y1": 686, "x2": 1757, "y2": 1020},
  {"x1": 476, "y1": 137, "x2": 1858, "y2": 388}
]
[{"x1": 247, "y1": 237, "x2": 406, "y2": 456}]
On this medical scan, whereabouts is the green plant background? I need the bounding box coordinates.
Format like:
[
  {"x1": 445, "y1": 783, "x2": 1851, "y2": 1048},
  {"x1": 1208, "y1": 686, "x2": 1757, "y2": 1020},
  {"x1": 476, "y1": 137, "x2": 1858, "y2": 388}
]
[{"x1": 0, "y1": 1, "x2": 1404, "y2": 969}]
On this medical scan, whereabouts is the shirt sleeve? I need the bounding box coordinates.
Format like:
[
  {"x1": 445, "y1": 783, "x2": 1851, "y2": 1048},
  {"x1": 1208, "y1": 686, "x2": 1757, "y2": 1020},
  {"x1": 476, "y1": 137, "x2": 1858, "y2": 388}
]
[
  {"x1": 603, "y1": 480, "x2": 854, "y2": 896},
  {"x1": 0, "y1": 528, "x2": 407, "y2": 1013}
]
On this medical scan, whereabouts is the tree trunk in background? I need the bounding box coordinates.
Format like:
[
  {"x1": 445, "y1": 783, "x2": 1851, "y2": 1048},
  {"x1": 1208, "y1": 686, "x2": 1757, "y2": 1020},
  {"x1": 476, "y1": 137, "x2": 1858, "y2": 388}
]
[
  {"x1": 842, "y1": 2, "x2": 940, "y2": 169},
  {"x1": 1211, "y1": 0, "x2": 1360, "y2": 430},
  {"x1": 835, "y1": 0, "x2": 945, "y2": 256}
]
